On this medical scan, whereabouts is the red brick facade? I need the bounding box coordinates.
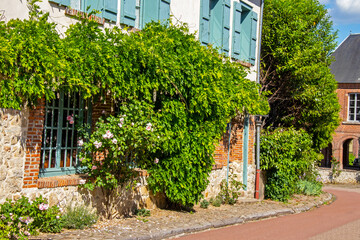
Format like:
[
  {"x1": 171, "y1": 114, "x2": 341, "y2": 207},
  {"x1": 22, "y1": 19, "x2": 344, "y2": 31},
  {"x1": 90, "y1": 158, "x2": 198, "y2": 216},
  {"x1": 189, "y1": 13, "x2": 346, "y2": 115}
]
[
  {"x1": 330, "y1": 83, "x2": 360, "y2": 168},
  {"x1": 213, "y1": 119, "x2": 255, "y2": 169},
  {"x1": 23, "y1": 99, "x2": 45, "y2": 188}
]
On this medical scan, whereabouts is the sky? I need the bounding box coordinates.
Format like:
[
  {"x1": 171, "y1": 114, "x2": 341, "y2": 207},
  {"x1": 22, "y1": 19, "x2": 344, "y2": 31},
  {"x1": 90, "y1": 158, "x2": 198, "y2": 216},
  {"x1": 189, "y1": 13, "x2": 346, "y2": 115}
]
[{"x1": 319, "y1": 0, "x2": 360, "y2": 46}]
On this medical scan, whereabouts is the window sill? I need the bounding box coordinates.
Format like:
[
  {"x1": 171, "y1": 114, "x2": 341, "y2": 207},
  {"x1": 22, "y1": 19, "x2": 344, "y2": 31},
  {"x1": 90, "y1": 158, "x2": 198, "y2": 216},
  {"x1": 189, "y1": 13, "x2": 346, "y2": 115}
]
[
  {"x1": 37, "y1": 169, "x2": 149, "y2": 189},
  {"x1": 37, "y1": 175, "x2": 87, "y2": 189},
  {"x1": 342, "y1": 121, "x2": 360, "y2": 125}
]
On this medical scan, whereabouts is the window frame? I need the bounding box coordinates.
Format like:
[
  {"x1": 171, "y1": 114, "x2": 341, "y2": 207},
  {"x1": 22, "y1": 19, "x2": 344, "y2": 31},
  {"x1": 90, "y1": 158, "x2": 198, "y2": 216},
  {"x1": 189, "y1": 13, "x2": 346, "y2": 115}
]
[
  {"x1": 348, "y1": 93, "x2": 360, "y2": 122},
  {"x1": 39, "y1": 92, "x2": 92, "y2": 178}
]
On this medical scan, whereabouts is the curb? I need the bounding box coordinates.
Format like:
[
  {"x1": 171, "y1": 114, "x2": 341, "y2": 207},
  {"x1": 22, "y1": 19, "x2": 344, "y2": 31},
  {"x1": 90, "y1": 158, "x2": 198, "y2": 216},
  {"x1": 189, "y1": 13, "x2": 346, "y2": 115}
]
[{"x1": 151, "y1": 192, "x2": 334, "y2": 240}]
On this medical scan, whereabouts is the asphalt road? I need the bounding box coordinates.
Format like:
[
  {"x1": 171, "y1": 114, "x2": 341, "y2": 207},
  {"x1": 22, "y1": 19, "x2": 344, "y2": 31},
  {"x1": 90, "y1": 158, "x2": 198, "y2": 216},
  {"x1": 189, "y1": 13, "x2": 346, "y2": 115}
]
[{"x1": 174, "y1": 186, "x2": 360, "y2": 240}]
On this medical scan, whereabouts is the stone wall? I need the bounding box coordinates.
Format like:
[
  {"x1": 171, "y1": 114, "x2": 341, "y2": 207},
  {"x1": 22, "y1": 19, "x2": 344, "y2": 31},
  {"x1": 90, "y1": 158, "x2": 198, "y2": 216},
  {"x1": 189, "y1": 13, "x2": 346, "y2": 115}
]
[
  {"x1": 0, "y1": 108, "x2": 28, "y2": 201},
  {"x1": 319, "y1": 167, "x2": 360, "y2": 184},
  {"x1": 204, "y1": 162, "x2": 256, "y2": 200}
]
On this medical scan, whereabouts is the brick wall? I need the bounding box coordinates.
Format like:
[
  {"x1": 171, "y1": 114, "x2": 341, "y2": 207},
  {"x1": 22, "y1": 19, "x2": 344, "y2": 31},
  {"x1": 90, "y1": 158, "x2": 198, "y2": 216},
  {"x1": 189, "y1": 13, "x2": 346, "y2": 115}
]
[
  {"x1": 331, "y1": 83, "x2": 360, "y2": 168},
  {"x1": 213, "y1": 118, "x2": 255, "y2": 169},
  {"x1": 23, "y1": 100, "x2": 45, "y2": 188}
]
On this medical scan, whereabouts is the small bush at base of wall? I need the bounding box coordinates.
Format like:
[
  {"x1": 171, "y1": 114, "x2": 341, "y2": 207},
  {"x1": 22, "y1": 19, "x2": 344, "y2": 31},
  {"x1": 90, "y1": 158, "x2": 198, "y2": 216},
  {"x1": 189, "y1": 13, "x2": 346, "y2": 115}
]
[
  {"x1": 0, "y1": 196, "x2": 63, "y2": 239},
  {"x1": 62, "y1": 205, "x2": 98, "y2": 230},
  {"x1": 260, "y1": 128, "x2": 322, "y2": 202}
]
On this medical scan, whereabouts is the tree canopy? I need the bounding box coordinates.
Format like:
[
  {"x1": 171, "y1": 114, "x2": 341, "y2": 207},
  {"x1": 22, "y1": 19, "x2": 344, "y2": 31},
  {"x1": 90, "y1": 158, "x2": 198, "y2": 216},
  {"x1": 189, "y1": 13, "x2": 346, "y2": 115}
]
[{"x1": 261, "y1": 0, "x2": 340, "y2": 149}]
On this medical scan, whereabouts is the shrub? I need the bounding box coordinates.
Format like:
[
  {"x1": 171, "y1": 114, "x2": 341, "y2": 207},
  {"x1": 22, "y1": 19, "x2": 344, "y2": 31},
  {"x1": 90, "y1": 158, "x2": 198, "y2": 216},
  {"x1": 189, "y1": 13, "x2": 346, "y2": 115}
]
[
  {"x1": 62, "y1": 205, "x2": 98, "y2": 230},
  {"x1": 218, "y1": 175, "x2": 245, "y2": 205},
  {"x1": 135, "y1": 208, "x2": 151, "y2": 217},
  {"x1": 297, "y1": 180, "x2": 322, "y2": 196},
  {"x1": 200, "y1": 200, "x2": 209, "y2": 209},
  {"x1": 260, "y1": 128, "x2": 322, "y2": 201},
  {"x1": 0, "y1": 196, "x2": 63, "y2": 239},
  {"x1": 209, "y1": 197, "x2": 222, "y2": 207}
]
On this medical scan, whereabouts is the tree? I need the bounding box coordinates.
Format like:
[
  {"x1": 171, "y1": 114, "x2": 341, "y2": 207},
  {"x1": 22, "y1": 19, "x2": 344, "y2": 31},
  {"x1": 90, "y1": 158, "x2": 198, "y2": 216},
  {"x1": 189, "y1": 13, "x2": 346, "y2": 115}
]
[{"x1": 261, "y1": 0, "x2": 340, "y2": 149}]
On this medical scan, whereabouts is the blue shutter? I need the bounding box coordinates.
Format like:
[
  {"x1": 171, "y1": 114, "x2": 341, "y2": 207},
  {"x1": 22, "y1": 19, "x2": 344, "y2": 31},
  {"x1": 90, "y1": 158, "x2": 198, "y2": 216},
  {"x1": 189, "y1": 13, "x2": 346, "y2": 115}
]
[
  {"x1": 142, "y1": 0, "x2": 159, "y2": 28},
  {"x1": 250, "y1": 11, "x2": 258, "y2": 65},
  {"x1": 50, "y1": 0, "x2": 70, "y2": 6},
  {"x1": 210, "y1": 0, "x2": 223, "y2": 49},
  {"x1": 200, "y1": 0, "x2": 210, "y2": 45},
  {"x1": 221, "y1": 0, "x2": 230, "y2": 54},
  {"x1": 159, "y1": 0, "x2": 170, "y2": 24},
  {"x1": 232, "y1": 2, "x2": 242, "y2": 59},
  {"x1": 84, "y1": 0, "x2": 102, "y2": 12},
  {"x1": 121, "y1": 0, "x2": 136, "y2": 27},
  {"x1": 104, "y1": 0, "x2": 118, "y2": 22}
]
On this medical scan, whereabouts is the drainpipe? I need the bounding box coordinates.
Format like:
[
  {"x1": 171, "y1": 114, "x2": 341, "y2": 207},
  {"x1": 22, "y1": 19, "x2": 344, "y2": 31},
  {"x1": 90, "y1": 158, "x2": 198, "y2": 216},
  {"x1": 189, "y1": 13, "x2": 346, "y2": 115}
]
[
  {"x1": 226, "y1": 122, "x2": 232, "y2": 186},
  {"x1": 243, "y1": 115, "x2": 249, "y2": 190},
  {"x1": 255, "y1": 117, "x2": 262, "y2": 199},
  {"x1": 255, "y1": 0, "x2": 265, "y2": 199}
]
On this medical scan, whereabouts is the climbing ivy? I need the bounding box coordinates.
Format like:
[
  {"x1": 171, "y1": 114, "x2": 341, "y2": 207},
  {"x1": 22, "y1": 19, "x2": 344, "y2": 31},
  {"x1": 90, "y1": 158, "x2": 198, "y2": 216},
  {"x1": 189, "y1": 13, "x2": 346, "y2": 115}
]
[{"x1": 0, "y1": 1, "x2": 269, "y2": 208}]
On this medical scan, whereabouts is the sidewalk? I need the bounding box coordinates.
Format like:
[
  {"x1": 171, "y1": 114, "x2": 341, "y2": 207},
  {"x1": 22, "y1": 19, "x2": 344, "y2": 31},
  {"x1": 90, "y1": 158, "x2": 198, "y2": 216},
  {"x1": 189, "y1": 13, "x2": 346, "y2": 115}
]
[{"x1": 32, "y1": 191, "x2": 333, "y2": 240}]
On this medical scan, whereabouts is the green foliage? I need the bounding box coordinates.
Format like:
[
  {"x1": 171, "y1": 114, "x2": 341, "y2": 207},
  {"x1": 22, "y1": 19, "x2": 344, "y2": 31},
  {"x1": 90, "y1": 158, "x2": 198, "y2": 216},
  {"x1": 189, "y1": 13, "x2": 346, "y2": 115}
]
[
  {"x1": 218, "y1": 175, "x2": 245, "y2": 205},
  {"x1": 0, "y1": 196, "x2": 63, "y2": 239},
  {"x1": 209, "y1": 197, "x2": 222, "y2": 207},
  {"x1": 349, "y1": 153, "x2": 355, "y2": 166},
  {"x1": 296, "y1": 180, "x2": 322, "y2": 196},
  {"x1": 135, "y1": 208, "x2": 151, "y2": 217},
  {"x1": 260, "y1": 128, "x2": 322, "y2": 201},
  {"x1": 261, "y1": 0, "x2": 340, "y2": 149},
  {"x1": 0, "y1": 1, "x2": 63, "y2": 109},
  {"x1": 1, "y1": 0, "x2": 269, "y2": 210},
  {"x1": 200, "y1": 200, "x2": 209, "y2": 209},
  {"x1": 62, "y1": 205, "x2": 98, "y2": 230}
]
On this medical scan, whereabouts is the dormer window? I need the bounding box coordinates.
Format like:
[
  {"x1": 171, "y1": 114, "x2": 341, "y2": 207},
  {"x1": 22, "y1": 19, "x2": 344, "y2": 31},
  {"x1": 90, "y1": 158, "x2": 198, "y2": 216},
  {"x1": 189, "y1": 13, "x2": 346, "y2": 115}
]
[{"x1": 348, "y1": 93, "x2": 360, "y2": 121}]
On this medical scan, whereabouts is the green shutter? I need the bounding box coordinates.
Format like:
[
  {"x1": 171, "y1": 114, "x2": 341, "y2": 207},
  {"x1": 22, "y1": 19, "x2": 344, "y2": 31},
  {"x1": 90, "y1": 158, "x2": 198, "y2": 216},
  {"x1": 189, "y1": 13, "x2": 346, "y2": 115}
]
[
  {"x1": 84, "y1": 0, "x2": 103, "y2": 16},
  {"x1": 159, "y1": 0, "x2": 171, "y2": 24},
  {"x1": 121, "y1": 0, "x2": 136, "y2": 27},
  {"x1": 142, "y1": 0, "x2": 159, "y2": 28},
  {"x1": 104, "y1": 0, "x2": 118, "y2": 22},
  {"x1": 200, "y1": 0, "x2": 210, "y2": 45},
  {"x1": 250, "y1": 11, "x2": 258, "y2": 65},
  {"x1": 232, "y1": 2, "x2": 242, "y2": 59},
  {"x1": 49, "y1": 0, "x2": 70, "y2": 6},
  {"x1": 221, "y1": 0, "x2": 230, "y2": 54},
  {"x1": 210, "y1": 0, "x2": 223, "y2": 49}
]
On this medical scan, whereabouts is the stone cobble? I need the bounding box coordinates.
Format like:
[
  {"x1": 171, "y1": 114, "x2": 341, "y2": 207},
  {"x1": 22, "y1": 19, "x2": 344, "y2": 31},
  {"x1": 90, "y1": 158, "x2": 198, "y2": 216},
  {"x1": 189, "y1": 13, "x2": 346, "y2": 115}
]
[{"x1": 32, "y1": 192, "x2": 333, "y2": 240}]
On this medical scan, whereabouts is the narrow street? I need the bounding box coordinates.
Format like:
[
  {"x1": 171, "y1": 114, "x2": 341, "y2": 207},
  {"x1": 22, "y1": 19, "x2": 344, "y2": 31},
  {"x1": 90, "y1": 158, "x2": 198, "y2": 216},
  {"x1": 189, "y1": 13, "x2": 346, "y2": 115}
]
[{"x1": 174, "y1": 186, "x2": 360, "y2": 240}]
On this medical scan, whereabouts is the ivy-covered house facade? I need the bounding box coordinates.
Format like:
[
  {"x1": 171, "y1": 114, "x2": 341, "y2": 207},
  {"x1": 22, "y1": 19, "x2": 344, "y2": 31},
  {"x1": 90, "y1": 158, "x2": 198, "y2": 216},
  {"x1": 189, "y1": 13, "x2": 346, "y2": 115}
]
[{"x1": 0, "y1": 0, "x2": 263, "y2": 210}]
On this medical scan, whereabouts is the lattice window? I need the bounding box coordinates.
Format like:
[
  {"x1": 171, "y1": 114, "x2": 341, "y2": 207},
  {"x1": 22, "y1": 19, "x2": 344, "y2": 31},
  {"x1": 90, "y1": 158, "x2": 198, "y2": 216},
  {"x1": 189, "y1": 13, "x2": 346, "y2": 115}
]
[
  {"x1": 40, "y1": 92, "x2": 92, "y2": 177},
  {"x1": 348, "y1": 93, "x2": 360, "y2": 122}
]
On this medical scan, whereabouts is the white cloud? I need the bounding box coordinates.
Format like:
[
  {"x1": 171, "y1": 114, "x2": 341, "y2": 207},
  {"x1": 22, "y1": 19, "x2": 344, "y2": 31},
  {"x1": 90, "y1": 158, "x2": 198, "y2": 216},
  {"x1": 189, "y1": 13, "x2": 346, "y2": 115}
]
[
  {"x1": 327, "y1": 0, "x2": 360, "y2": 24},
  {"x1": 336, "y1": 0, "x2": 360, "y2": 14}
]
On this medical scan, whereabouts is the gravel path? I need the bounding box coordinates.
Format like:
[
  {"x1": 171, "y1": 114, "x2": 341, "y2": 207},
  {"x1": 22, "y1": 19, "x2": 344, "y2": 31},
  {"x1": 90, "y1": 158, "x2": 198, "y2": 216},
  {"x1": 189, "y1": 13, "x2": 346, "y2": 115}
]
[{"x1": 31, "y1": 192, "x2": 333, "y2": 240}]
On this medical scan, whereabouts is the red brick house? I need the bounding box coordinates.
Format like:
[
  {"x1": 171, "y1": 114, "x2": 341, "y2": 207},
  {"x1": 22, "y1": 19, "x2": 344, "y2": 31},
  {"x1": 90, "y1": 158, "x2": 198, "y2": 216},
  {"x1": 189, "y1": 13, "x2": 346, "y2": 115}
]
[{"x1": 321, "y1": 34, "x2": 360, "y2": 170}]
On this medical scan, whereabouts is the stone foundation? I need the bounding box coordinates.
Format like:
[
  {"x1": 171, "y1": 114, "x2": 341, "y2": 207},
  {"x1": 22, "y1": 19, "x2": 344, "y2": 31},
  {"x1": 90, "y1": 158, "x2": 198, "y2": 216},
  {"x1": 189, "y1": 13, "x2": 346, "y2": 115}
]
[
  {"x1": 204, "y1": 162, "x2": 256, "y2": 200},
  {"x1": 318, "y1": 167, "x2": 360, "y2": 184}
]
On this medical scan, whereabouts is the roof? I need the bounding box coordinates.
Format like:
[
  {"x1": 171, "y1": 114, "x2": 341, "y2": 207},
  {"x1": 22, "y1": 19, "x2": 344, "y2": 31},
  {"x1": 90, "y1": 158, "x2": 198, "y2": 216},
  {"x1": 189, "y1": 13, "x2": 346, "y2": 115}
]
[{"x1": 330, "y1": 34, "x2": 360, "y2": 83}]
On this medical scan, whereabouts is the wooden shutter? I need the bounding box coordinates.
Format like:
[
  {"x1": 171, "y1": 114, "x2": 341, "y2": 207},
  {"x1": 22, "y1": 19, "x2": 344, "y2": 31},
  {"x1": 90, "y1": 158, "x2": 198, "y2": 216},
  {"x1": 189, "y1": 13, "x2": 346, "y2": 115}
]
[
  {"x1": 159, "y1": 0, "x2": 171, "y2": 24},
  {"x1": 250, "y1": 11, "x2": 258, "y2": 65},
  {"x1": 49, "y1": 0, "x2": 70, "y2": 6},
  {"x1": 104, "y1": 0, "x2": 118, "y2": 22},
  {"x1": 121, "y1": 0, "x2": 136, "y2": 27},
  {"x1": 84, "y1": 0, "x2": 102, "y2": 13},
  {"x1": 232, "y1": 2, "x2": 242, "y2": 59},
  {"x1": 142, "y1": 0, "x2": 159, "y2": 28},
  {"x1": 200, "y1": 0, "x2": 210, "y2": 45},
  {"x1": 221, "y1": 0, "x2": 230, "y2": 54}
]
